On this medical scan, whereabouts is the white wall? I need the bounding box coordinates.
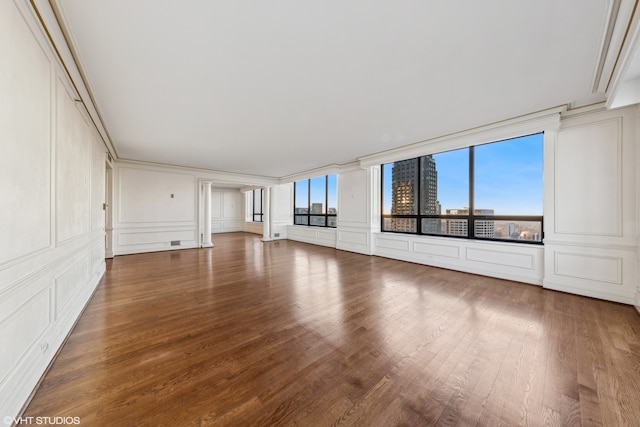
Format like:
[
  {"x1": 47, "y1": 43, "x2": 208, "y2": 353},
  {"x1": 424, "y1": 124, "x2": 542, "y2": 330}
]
[
  {"x1": 637, "y1": 107, "x2": 640, "y2": 313},
  {"x1": 330, "y1": 105, "x2": 639, "y2": 301},
  {"x1": 287, "y1": 226, "x2": 337, "y2": 248},
  {"x1": 1, "y1": 1, "x2": 107, "y2": 421},
  {"x1": 113, "y1": 162, "x2": 278, "y2": 254},
  {"x1": 210, "y1": 189, "x2": 243, "y2": 233},
  {"x1": 544, "y1": 105, "x2": 638, "y2": 304},
  {"x1": 336, "y1": 166, "x2": 378, "y2": 255},
  {"x1": 272, "y1": 183, "x2": 293, "y2": 240},
  {"x1": 113, "y1": 164, "x2": 199, "y2": 255}
]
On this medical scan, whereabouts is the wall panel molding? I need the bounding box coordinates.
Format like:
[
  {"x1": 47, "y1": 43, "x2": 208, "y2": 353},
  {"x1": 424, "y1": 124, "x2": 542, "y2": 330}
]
[
  {"x1": 554, "y1": 117, "x2": 622, "y2": 237},
  {"x1": 287, "y1": 226, "x2": 337, "y2": 248},
  {"x1": 553, "y1": 251, "x2": 622, "y2": 285},
  {"x1": 0, "y1": 0, "x2": 53, "y2": 267},
  {"x1": 466, "y1": 248, "x2": 536, "y2": 270},
  {"x1": 373, "y1": 233, "x2": 544, "y2": 286},
  {"x1": 0, "y1": 288, "x2": 51, "y2": 384},
  {"x1": 413, "y1": 241, "x2": 461, "y2": 260}
]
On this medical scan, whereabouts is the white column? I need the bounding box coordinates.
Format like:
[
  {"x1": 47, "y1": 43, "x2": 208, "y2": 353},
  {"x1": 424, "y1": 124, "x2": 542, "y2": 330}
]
[
  {"x1": 202, "y1": 181, "x2": 214, "y2": 247},
  {"x1": 262, "y1": 186, "x2": 272, "y2": 242}
]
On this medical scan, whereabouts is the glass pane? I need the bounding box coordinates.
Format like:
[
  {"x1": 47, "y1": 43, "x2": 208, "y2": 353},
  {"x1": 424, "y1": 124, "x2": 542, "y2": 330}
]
[
  {"x1": 428, "y1": 148, "x2": 469, "y2": 215},
  {"x1": 327, "y1": 216, "x2": 337, "y2": 227},
  {"x1": 253, "y1": 214, "x2": 262, "y2": 222},
  {"x1": 327, "y1": 174, "x2": 337, "y2": 216},
  {"x1": 310, "y1": 176, "x2": 326, "y2": 214},
  {"x1": 253, "y1": 189, "x2": 262, "y2": 215},
  {"x1": 473, "y1": 216, "x2": 495, "y2": 238},
  {"x1": 386, "y1": 159, "x2": 418, "y2": 215},
  {"x1": 295, "y1": 180, "x2": 308, "y2": 215},
  {"x1": 474, "y1": 133, "x2": 543, "y2": 215},
  {"x1": 310, "y1": 215, "x2": 326, "y2": 226},
  {"x1": 490, "y1": 220, "x2": 542, "y2": 242},
  {"x1": 294, "y1": 215, "x2": 308, "y2": 225},
  {"x1": 443, "y1": 218, "x2": 469, "y2": 237},
  {"x1": 421, "y1": 218, "x2": 447, "y2": 235},
  {"x1": 382, "y1": 218, "x2": 417, "y2": 233},
  {"x1": 382, "y1": 163, "x2": 393, "y2": 215}
]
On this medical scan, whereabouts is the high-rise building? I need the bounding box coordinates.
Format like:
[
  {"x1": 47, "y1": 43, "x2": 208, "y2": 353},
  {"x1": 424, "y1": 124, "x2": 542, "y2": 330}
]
[
  {"x1": 391, "y1": 159, "x2": 417, "y2": 215},
  {"x1": 420, "y1": 155, "x2": 439, "y2": 215},
  {"x1": 311, "y1": 203, "x2": 323, "y2": 214},
  {"x1": 390, "y1": 155, "x2": 440, "y2": 233},
  {"x1": 445, "y1": 208, "x2": 495, "y2": 238}
]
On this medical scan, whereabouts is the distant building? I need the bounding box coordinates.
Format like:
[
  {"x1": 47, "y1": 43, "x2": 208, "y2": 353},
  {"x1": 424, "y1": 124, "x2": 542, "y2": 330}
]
[
  {"x1": 445, "y1": 208, "x2": 495, "y2": 238},
  {"x1": 390, "y1": 155, "x2": 440, "y2": 233}
]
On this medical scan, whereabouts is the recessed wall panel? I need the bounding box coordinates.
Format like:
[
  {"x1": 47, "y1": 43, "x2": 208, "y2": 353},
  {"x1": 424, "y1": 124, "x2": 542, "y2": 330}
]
[
  {"x1": 223, "y1": 192, "x2": 241, "y2": 218},
  {"x1": 273, "y1": 183, "x2": 293, "y2": 222},
  {"x1": 211, "y1": 191, "x2": 223, "y2": 218},
  {"x1": 118, "y1": 168, "x2": 196, "y2": 224},
  {"x1": 375, "y1": 237, "x2": 410, "y2": 252},
  {"x1": 414, "y1": 241, "x2": 460, "y2": 259},
  {"x1": 117, "y1": 230, "x2": 197, "y2": 246},
  {"x1": 338, "y1": 230, "x2": 368, "y2": 246},
  {"x1": 54, "y1": 256, "x2": 90, "y2": 317},
  {"x1": 339, "y1": 169, "x2": 368, "y2": 223},
  {"x1": 466, "y1": 247, "x2": 535, "y2": 269},
  {"x1": 57, "y1": 82, "x2": 91, "y2": 243},
  {"x1": 0, "y1": 289, "x2": 50, "y2": 383},
  {"x1": 555, "y1": 119, "x2": 621, "y2": 236},
  {"x1": 554, "y1": 252, "x2": 622, "y2": 284},
  {"x1": 0, "y1": 0, "x2": 51, "y2": 264}
]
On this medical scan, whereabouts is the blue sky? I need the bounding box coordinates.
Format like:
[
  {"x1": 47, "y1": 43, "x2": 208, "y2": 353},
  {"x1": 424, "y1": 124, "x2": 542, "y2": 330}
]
[
  {"x1": 296, "y1": 174, "x2": 338, "y2": 210},
  {"x1": 383, "y1": 133, "x2": 543, "y2": 215}
]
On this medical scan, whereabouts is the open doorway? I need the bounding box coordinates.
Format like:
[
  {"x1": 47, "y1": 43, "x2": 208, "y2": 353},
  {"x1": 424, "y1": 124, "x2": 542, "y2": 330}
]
[{"x1": 105, "y1": 159, "x2": 113, "y2": 258}]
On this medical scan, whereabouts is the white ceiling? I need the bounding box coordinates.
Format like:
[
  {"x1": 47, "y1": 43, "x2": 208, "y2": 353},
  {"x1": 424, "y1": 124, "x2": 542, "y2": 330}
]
[{"x1": 56, "y1": 0, "x2": 625, "y2": 178}]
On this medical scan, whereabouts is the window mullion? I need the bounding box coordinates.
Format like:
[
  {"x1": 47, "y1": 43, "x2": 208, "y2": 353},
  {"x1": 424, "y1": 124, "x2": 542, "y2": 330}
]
[
  {"x1": 307, "y1": 179, "x2": 311, "y2": 225},
  {"x1": 469, "y1": 147, "x2": 474, "y2": 239},
  {"x1": 416, "y1": 157, "x2": 421, "y2": 235},
  {"x1": 325, "y1": 175, "x2": 329, "y2": 226}
]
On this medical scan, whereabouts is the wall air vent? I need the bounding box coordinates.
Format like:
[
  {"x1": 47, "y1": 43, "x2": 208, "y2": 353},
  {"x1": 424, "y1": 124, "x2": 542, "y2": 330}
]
[{"x1": 170, "y1": 240, "x2": 181, "y2": 246}]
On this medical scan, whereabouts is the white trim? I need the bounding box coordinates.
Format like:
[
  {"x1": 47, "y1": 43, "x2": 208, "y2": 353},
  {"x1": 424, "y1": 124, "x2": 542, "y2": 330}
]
[{"x1": 358, "y1": 106, "x2": 565, "y2": 167}]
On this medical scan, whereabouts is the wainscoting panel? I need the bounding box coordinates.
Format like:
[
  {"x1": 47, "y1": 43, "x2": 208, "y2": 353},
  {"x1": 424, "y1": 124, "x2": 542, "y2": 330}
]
[
  {"x1": 375, "y1": 237, "x2": 411, "y2": 252},
  {"x1": 544, "y1": 243, "x2": 636, "y2": 304},
  {"x1": 554, "y1": 251, "x2": 622, "y2": 284},
  {"x1": 287, "y1": 226, "x2": 337, "y2": 248},
  {"x1": 0, "y1": 288, "x2": 50, "y2": 384},
  {"x1": 116, "y1": 228, "x2": 198, "y2": 254},
  {"x1": 54, "y1": 255, "x2": 90, "y2": 318},
  {"x1": 374, "y1": 233, "x2": 543, "y2": 285},
  {"x1": 466, "y1": 247, "x2": 535, "y2": 270},
  {"x1": 414, "y1": 241, "x2": 461, "y2": 260}
]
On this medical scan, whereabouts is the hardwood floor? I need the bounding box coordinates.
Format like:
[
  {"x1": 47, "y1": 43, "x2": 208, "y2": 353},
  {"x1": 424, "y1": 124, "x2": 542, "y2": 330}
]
[{"x1": 22, "y1": 233, "x2": 640, "y2": 426}]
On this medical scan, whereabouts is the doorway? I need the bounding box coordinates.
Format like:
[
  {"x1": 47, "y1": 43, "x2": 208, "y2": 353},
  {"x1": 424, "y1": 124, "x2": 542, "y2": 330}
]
[{"x1": 105, "y1": 159, "x2": 113, "y2": 258}]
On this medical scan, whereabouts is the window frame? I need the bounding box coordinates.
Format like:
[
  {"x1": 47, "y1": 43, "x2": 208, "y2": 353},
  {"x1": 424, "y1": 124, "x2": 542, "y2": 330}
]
[
  {"x1": 293, "y1": 175, "x2": 337, "y2": 228},
  {"x1": 381, "y1": 134, "x2": 543, "y2": 244}
]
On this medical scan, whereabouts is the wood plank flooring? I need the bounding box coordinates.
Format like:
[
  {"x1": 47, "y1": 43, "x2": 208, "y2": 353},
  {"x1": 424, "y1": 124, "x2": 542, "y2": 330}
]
[{"x1": 22, "y1": 233, "x2": 640, "y2": 426}]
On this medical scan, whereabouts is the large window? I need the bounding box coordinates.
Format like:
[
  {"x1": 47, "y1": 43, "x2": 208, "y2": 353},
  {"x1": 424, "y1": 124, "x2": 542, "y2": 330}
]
[
  {"x1": 382, "y1": 133, "x2": 543, "y2": 243},
  {"x1": 252, "y1": 189, "x2": 263, "y2": 222},
  {"x1": 294, "y1": 174, "x2": 337, "y2": 227}
]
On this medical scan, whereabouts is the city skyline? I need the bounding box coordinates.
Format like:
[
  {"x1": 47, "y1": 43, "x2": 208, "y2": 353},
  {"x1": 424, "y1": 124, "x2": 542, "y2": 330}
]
[
  {"x1": 295, "y1": 174, "x2": 338, "y2": 213},
  {"x1": 383, "y1": 133, "x2": 543, "y2": 215}
]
